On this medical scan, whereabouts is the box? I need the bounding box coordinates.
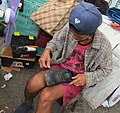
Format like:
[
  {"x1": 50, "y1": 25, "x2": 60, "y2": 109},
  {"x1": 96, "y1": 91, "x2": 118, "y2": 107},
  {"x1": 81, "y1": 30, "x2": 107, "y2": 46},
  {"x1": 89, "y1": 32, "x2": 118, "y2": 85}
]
[
  {"x1": 11, "y1": 34, "x2": 37, "y2": 58},
  {"x1": 0, "y1": 47, "x2": 36, "y2": 68},
  {"x1": 11, "y1": 34, "x2": 36, "y2": 46}
]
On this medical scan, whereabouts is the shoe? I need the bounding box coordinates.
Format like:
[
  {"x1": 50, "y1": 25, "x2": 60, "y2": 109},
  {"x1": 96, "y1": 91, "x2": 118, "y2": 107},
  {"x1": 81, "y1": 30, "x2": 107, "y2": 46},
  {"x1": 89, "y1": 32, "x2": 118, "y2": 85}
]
[
  {"x1": 14, "y1": 103, "x2": 33, "y2": 113},
  {"x1": 45, "y1": 68, "x2": 76, "y2": 86}
]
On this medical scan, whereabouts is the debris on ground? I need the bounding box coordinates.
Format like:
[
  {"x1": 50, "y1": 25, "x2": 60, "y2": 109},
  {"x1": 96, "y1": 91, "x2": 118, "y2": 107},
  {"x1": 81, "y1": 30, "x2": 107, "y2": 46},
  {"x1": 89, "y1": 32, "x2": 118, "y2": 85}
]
[
  {"x1": 4, "y1": 73, "x2": 13, "y2": 81},
  {"x1": 0, "y1": 109, "x2": 5, "y2": 113},
  {"x1": 1, "y1": 84, "x2": 6, "y2": 89}
]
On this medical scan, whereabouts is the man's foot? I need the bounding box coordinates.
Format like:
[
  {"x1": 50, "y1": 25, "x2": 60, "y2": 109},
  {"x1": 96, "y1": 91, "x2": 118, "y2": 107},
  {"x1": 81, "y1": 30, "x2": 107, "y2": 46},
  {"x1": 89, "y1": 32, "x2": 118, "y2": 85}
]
[{"x1": 14, "y1": 103, "x2": 33, "y2": 113}]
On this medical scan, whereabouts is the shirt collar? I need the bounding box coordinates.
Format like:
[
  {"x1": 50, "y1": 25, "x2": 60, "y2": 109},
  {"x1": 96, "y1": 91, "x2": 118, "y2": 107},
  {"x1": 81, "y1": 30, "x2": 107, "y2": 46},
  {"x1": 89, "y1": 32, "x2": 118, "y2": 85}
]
[{"x1": 90, "y1": 30, "x2": 101, "y2": 50}]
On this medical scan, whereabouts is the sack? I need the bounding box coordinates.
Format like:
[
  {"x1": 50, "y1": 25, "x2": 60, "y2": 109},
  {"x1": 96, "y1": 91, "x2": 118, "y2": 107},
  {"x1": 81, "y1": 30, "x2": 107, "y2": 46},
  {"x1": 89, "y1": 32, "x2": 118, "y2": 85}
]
[
  {"x1": 84, "y1": 0, "x2": 109, "y2": 15},
  {"x1": 30, "y1": 0, "x2": 77, "y2": 36},
  {"x1": 102, "y1": 86, "x2": 120, "y2": 107},
  {"x1": 62, "y1": 93, "x2": 120, "y2": 113}
]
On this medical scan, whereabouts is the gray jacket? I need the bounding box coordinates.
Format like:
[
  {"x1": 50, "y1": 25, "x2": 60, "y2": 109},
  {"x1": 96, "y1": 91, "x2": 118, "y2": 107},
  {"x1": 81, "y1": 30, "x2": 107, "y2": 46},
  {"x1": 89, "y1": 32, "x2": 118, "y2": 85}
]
[{"x1": 45, "y1": 23, "x2": 112, "y2": 88}]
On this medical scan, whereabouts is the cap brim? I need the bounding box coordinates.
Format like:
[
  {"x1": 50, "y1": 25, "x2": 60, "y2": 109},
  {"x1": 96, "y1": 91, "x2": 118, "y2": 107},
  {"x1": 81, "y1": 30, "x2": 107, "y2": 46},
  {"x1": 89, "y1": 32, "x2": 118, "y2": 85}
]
[{"x1": 69, "y1": 24, "x2": 83, "y2": 35}]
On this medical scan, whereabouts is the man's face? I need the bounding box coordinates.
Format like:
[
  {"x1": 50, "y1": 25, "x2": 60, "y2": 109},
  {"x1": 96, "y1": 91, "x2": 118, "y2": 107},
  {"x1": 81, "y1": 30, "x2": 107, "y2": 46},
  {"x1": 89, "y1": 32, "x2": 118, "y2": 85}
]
[{"x1": 70, "y1": 29, "x2": 91, "y2": 42}]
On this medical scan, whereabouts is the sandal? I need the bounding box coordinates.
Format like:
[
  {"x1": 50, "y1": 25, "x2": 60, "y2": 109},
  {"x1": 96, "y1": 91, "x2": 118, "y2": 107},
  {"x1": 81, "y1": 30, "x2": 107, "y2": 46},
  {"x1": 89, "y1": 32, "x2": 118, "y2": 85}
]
[{"x1": 14, "y1": 103, "x2": 33, "y2": 113}]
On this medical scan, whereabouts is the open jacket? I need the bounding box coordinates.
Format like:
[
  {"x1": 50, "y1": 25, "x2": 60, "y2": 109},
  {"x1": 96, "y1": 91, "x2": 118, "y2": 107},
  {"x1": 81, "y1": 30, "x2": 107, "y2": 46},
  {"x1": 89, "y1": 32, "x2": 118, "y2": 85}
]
[{"x1": 45, "y1": 23, "x2": 112, "y2": 88}]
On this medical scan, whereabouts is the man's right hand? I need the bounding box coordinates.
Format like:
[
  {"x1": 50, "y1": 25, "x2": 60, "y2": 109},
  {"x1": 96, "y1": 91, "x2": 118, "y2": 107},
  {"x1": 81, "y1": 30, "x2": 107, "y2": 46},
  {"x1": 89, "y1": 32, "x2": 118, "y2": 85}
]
[{"x1": 39, "y1": 48, "x2": 51, "y2": 68}]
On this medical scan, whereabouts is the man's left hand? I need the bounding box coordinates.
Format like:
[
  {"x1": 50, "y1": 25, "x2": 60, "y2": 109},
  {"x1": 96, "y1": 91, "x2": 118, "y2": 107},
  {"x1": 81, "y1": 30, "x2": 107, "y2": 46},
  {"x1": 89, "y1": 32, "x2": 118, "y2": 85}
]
[{"x1": 69, "y1": 74, "x2": 86, "y2": 86}]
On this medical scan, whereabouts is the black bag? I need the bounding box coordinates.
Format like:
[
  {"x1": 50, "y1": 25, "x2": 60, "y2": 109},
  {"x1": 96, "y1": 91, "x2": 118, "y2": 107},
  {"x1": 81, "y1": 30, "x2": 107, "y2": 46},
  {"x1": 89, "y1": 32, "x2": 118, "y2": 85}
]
[{"x1": 85, "y1": 0, "x2": 109, "y2": 15}]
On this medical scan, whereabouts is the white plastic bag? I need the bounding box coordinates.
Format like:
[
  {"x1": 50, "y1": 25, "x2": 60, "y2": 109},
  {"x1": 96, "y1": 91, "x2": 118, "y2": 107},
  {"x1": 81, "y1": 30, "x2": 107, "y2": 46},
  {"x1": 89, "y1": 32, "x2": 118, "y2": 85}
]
[{"x1": 102, "y1": 86, "x2": 120, "y2": 107}]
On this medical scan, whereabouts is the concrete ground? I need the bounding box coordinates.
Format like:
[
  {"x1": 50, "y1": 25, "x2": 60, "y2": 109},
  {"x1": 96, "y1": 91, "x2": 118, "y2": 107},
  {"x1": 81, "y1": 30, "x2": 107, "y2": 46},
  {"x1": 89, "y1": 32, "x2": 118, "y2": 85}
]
[
  {"x1": 0, "y1": 37, "x2": 120, "y2": 113},
  {"x1": 0, "y1": 62, "x2": 62, "y2": 113}
]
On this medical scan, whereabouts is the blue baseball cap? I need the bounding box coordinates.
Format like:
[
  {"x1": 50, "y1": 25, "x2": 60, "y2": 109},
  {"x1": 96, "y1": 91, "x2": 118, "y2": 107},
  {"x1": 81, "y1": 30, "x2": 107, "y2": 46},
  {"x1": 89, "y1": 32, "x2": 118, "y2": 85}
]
[{"x1": 69, "y1": 2, "x2": 102, "y2": 35}]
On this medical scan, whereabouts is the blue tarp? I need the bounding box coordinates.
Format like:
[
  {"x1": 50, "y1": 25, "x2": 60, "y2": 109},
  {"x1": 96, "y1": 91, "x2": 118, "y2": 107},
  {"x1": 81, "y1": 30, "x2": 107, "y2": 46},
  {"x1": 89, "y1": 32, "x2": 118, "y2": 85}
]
[{"x1": 107, "y1": 7, "x2": 120, "y2": 24}]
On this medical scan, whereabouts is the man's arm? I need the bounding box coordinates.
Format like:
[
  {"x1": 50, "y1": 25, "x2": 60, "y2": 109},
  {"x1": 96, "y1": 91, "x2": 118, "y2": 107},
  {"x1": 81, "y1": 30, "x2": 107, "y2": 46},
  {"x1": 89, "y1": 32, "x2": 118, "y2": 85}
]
[
  {"x1": 39, "y1": 48, "x2": 51, "y2": 68},
  {"x1": 69, "y1": 38, "x2": 113, "y2": 88},
  {"x1": 85, "y1": 41, "x2": 113, "y2": 88},
  {"x1": 69, "y1": 49, "x2": 112, "y2": 87},
  {"x1": 39, "y1": 24, "x2": 68, "y2": 68}
]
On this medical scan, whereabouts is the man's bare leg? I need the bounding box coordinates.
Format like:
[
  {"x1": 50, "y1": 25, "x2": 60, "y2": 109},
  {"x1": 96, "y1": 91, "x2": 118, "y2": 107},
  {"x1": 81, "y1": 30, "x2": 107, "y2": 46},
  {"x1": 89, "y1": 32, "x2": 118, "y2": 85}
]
[
  {"x1": 14, "y1": 70, "x2": 49, "y2": 113},
  {"x1": 24, "y1": 70, "x2": 48, "y2": 105},
  {"x1": 36, "y1": 85, "x2": 64, "y2": 113}
]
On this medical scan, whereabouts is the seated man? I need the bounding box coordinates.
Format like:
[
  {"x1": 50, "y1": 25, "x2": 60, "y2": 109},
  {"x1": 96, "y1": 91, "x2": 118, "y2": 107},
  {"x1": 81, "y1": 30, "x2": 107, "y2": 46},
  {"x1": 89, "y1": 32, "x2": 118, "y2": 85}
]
[{"x1": 14, "y1": 1, "x2": 112, "y2": 113}]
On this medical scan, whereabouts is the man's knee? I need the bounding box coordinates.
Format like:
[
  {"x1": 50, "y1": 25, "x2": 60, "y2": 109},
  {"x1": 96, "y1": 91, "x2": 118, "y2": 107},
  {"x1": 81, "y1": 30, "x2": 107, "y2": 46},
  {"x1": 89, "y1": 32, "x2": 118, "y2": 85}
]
[
  {"x1": 26, "y1": 71, "x2": 46, "y2": 93},
  {"x1": 39, "y1": 88, "x2": 55, "y2": 103}
]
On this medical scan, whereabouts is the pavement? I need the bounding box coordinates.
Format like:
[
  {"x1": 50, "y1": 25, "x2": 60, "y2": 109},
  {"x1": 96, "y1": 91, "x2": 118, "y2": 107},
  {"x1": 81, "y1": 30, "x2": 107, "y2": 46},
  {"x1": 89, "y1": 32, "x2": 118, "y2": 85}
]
[
  {"x1": 0, "y1": 37, "x2": 120, "y2": 113},
  {"x1": 0, "y1": 63, "x2": 62, "y2": 113}
]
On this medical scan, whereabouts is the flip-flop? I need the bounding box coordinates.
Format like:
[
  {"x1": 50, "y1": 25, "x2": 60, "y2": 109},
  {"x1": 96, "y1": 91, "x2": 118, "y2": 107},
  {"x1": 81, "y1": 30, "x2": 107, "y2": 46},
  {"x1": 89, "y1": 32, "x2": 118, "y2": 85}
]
[{"x1": 14, "y1": 103, "x2": 33, "y2": 113}]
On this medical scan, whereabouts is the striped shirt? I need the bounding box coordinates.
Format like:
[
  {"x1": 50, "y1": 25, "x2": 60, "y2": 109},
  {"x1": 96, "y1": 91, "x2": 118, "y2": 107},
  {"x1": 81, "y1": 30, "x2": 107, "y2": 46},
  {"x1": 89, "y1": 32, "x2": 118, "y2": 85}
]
[{"x1": 45, "y1": 23, "x2": 112, "y2": 88}]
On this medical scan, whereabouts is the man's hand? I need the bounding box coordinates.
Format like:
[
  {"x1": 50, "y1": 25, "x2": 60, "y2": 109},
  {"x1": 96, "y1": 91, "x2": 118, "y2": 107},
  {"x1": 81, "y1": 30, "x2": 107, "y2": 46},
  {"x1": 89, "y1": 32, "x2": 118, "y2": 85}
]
[
  {"x1": 39, "y1": 49, "x2": 51, "y2": 68},
  {"x1": 69, "y1": 74, "x2": 86, "y2": 86}
]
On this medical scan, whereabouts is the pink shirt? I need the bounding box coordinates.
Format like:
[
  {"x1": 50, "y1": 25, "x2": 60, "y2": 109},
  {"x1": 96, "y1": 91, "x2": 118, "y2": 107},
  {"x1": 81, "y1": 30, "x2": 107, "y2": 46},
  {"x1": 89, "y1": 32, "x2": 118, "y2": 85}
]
[{"x1": 61, "y1": 43, "x2": 90, "y2": 73}]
